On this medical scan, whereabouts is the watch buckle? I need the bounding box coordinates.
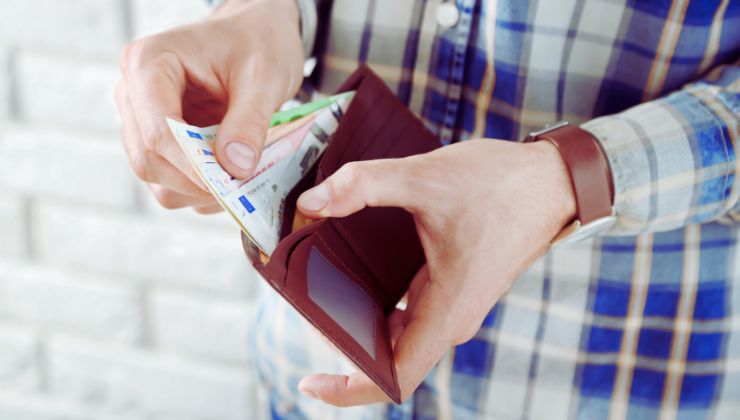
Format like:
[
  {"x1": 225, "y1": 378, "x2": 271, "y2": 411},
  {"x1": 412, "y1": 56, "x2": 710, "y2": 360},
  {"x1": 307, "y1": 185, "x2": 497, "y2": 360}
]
[
  {"x1": 551, "y1": 208, "x2": 617, "y2": 247},
  {"x1": 524, "y1": 121, "x2": 570, "y2": 141}
]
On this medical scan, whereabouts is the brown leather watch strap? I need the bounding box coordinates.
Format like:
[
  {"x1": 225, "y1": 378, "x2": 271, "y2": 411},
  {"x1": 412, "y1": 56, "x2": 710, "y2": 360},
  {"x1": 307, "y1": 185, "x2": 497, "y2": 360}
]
[{"x1": 525, "y1": 123, "x2": 614, "y2": 225}]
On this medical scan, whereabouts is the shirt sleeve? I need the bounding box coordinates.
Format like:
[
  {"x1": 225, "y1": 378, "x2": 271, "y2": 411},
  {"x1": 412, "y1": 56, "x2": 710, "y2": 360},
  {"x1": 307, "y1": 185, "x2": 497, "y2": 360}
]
[
  {"x1": 294, "y1": 0, "x2": 319, "y2": 59},
  {"x1": 582, "y1": 58, "x2": 740, "y2": 235}
]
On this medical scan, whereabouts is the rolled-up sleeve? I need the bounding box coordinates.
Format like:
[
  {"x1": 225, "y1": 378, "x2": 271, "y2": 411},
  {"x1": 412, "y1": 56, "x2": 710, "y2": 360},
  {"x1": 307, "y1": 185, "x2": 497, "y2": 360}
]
[{"x1": 582, "y1": 59, "x2": 740, "y2": 234}]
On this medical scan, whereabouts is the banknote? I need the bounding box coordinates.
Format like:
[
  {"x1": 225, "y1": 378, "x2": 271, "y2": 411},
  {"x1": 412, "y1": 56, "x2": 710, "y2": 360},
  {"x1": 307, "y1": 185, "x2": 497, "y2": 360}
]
[{"x1": 166, "y1": 92, "x2": 354, "y2": 255}]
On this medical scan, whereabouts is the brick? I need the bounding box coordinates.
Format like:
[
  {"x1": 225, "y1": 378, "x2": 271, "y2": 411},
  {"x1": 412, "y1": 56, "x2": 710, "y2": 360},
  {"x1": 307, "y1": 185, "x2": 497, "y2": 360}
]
[
  {"x1": 48, "y1": 334, "x2": 254, "y2": 420},
  {"x1": 0, "y1": 391, "x2": 147, "y2": 420},
  {"x1": 0, "y1": 324, "x2": 38, "y2": 392},
  {"x1": 15, "y1": 52, "x2": 119, "y2": 132},
  {"x1": 33, "y1": 201, "x2": 258, "y2": 297},
  {"x1": 132, "y1": 0, "x2": 211, "y2": 38},
  {"x1": 0, "y1": 124, "x2": 137, "y2": 210},
  {"x1": 150, "y1": 290, "x2": 253, "y2": 364},
  {"x1": 0, "y1": 191, "x2": 27, "y2": 258},
  {"x1": 0, "y1": 0, "x2": 126, "y2": 57},
  {"x1": 0, "y1": 260, "x2": 142, "y2": 344}
]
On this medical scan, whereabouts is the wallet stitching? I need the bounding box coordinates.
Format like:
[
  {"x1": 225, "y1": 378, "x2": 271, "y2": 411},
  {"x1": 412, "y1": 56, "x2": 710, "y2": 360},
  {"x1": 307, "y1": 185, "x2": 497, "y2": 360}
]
[{"x1": 314, "y1": 232, "x2": 379, "y2": 355}]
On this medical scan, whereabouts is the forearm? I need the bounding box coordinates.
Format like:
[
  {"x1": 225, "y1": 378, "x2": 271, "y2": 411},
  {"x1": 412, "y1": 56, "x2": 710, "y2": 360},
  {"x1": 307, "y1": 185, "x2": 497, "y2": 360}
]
[{"x1": 209, "y1": 0, "x2": 313, "y2": 60}]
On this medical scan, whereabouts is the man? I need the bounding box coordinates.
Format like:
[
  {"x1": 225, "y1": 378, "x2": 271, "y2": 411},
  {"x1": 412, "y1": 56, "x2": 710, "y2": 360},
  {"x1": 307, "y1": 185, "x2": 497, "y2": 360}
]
[{"x1": 115, "y1": 0, "x2": 740, "y2": 418}]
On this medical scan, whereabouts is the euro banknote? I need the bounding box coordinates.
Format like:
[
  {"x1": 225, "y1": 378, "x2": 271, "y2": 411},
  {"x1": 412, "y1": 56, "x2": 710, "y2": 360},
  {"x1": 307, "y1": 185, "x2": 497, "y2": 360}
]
[{"x1": 166, "y1": 92, "x2": 354, "y2": 255}]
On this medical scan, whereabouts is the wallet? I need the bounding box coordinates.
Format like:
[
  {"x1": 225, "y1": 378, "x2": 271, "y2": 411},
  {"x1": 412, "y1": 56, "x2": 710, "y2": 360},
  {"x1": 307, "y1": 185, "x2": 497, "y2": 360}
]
[{"x1": 241, "y1": 65, "x2": 440, "y2": 403}]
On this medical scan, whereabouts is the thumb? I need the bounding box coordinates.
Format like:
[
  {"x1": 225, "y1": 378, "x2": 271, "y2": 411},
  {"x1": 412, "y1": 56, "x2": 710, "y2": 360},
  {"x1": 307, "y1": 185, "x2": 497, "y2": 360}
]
[
  {"x1": 297, "y1": 158, "x2": 419, "y2": 218},
  {"x1": 215, "y1": 78, "x2": 282, "y2": 179}
]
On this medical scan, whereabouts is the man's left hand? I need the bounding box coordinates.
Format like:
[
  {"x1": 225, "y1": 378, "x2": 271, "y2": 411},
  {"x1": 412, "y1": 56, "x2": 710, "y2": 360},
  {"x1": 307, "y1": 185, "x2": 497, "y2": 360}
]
[{"x1": 295, "y1": 138, "x2": 577, "y2": 406}]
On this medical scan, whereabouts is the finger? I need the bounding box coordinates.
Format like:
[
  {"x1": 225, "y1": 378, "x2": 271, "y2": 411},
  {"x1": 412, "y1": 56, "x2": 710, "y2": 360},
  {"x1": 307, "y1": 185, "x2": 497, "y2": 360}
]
[
  {"x1": 296, "y1": 312, "x2": 434, "y2": 407},
  {"x1": 296, "y1": 311, "x2": 408, "y2": 407},
  {"x1": 121, "y1": 45, "x2": 203, "y2": 187},
  {"x1": 297, "y1": 158, "x2": 420, "y2": 218},
  {"x1": 117, "y1": 81, "x2": 211, "y2": 197},
  {"x1": 308, "y1": 302, "x2": 451, "y2": 405},
  {"x1": 300, "y1": 271, "x2": 451, "y2": 406},
  {"x1": 403, "y1": 265, "x2": 430, "y2": 325},
  {"x1": 193, "y1": 204, "x2": 224, "y2": 215},
  {"x1": 213, "y1": 71, "x2": 283, "y2": 179},
  {"x1": 147, "y1": 184, "x2": 216, "y2": 210},
  {"x1": 298, "y1": 372, "x2": 388, "y2": 407},
  {"x1": 388, "y1": 309, "x2": 408, "y2": 344}
]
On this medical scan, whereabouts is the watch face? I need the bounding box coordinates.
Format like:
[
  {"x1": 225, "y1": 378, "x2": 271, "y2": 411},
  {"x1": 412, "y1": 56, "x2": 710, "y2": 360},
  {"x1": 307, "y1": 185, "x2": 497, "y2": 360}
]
[{"x1": 553, "y1": 215, "x2": 617, "y2": 247}]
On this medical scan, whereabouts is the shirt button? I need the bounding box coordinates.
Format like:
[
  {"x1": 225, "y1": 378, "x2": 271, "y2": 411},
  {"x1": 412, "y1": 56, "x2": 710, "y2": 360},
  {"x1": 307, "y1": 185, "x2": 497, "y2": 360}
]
[{"x1": 436, "y1": 2, "x2": 460, "y2": 29}]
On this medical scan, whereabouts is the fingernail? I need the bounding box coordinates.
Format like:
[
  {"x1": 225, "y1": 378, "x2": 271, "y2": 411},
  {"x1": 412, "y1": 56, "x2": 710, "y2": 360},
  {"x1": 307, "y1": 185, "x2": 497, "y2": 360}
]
[
  {"x1": 299, "y1": 388, "x2": 319, "y2": 400},
  {"x1": 298, "y1": 184, "x2": 329, "y2": 212},
  {"x1": 225, "y1": 142, "x2": 256, "y2": 172}
]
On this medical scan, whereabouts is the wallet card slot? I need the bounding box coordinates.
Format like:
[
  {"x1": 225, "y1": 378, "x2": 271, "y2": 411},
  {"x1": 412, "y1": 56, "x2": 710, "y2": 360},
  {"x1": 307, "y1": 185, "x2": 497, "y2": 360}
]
[
  {"x1": 312, "y1": 220, "x2": 388, "y2": 305},
  {"x1": 277, "y1": 156, "x2": 320, "y2": 241},
  {"x1": 333, "y1": 91, "x2": 396, "y2": 166},
  {"x1": 248, "y1": 220, "x2": 323, "y2": 289},
  {"x1": 319, "y1": 85, "x2": 383, "y2": 176},
  {"x1": 306, "y1": 245, "x2": 378, "y2": 359},
  {"x1": 281, "y1": 233, "x2": 400, "y2": 402},
  {"x1": 330, "y1": 207, "x2": 424, "y2": 312},
  {"x1": 340, "y1": 102, "x2": 412, "y2": 164}
]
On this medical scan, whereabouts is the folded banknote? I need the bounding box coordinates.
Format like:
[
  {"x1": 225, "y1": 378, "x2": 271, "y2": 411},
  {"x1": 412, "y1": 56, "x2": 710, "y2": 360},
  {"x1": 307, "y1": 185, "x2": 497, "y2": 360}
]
[{"x1": 167, "y1": 92, "x2": 354, "y2": 255}]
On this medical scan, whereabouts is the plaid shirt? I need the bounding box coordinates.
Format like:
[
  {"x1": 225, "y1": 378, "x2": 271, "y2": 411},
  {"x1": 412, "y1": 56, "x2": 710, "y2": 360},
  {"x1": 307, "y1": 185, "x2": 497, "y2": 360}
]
[{"x1": 208, "y1": 0, "x2": 740, "y2": 418}]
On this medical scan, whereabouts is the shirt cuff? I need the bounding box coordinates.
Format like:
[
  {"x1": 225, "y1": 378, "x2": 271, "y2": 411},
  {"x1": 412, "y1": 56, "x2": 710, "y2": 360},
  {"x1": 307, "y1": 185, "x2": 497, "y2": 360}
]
[
  {"x1": 294, "y1": 0, "x2": 318, "y2": 59},
  {"x1": 581, "y1": 62, "x2": 739, "y2": 235}
]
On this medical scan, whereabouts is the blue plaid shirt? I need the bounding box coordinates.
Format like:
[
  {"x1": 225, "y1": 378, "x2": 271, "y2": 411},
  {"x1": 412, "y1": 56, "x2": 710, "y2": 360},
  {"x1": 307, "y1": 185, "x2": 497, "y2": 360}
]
[{"x1": 209, "y1": 0, "x2": 740, "y2": 418}]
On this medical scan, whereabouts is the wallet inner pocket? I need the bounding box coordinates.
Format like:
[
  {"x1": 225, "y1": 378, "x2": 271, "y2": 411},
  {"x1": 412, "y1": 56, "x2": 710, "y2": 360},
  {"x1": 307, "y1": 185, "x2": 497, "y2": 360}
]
[
  {"x1": 330, "y1": 208, "x2": 424, "y2": 312},
  {"x1": 281, "y1": 232, "x2": 398, "y2": 397},
  {"x1": 305, "y1": 245, "x2": 378, "y2": 359}
]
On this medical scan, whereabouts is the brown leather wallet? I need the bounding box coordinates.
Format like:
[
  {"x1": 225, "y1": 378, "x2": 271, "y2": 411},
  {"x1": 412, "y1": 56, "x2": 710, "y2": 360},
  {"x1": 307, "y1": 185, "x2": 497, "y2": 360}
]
[{"x1": 241, "y1": 65, "x2": 440, "y2": 404}]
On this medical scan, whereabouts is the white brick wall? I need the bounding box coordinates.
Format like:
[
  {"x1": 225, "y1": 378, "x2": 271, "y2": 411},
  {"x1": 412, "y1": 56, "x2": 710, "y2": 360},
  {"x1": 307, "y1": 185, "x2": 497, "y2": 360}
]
[
  {"x1": 15, "y1": 52, "x2": 121, "y2": 132},
  {"x1": 150, "y1": 290, "x2": 254, "y2": 364},
  {"x1": 132, "y1": 0, "x2": 210, "y2": 38},
  {"x1": 49, "y1": 335, "x2": 253, "y2": 420},
  {"x1": 0, "y1": 124, "x2": 137, "y2": 210},
  {"x1": 0, "y1": 391, "x2": 148, "y2": 420},
  {"x1": 0, "y1": 324, "x2": 38, "y2": 392},
  {"x1": 0, "y1": 1, "x2": 270, "y2": 418},
  {"x1": 33, "y1": 201, "x2": 257, "y2": 297},
  {"x1": 0, "y1": 261, "x2": 142, "y2": 344},
  {"x1": 0, "y1": 0, "x2": 127, "y2": 57}
]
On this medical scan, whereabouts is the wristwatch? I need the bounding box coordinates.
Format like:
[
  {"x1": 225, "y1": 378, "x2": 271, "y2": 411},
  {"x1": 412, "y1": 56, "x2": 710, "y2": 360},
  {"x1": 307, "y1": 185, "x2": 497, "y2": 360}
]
[{"x1": 524, "y1": 121, "x2": 616, "y2": 246}]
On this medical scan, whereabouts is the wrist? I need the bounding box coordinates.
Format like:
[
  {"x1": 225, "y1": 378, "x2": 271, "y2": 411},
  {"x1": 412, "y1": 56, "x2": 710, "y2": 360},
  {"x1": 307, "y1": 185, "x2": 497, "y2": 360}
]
[{"x1": 214, "y1": 0, "x2": 300, "y2": 24}]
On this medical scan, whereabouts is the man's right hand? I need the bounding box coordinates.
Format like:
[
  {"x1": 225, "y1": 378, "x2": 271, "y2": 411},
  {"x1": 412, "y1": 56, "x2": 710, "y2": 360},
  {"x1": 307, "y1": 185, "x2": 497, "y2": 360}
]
[{"x1": 115, "y1": 0, "x2": 304, "y2": 213}]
